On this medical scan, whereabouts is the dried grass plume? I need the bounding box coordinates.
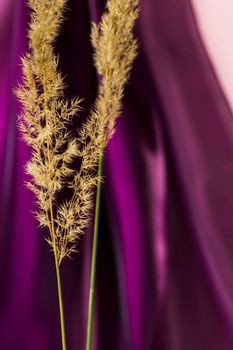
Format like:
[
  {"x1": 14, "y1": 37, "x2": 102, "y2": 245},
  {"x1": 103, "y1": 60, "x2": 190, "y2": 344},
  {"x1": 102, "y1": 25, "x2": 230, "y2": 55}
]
[{"x1": 16, "y1": 0, "x2": 139, "y2": 265}]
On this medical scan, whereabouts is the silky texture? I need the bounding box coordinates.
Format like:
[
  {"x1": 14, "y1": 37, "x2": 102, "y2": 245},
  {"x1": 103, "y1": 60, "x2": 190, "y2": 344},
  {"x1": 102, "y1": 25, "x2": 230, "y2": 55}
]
[
  {"x1": 1, "y1": 0, "x2": 233, "y2": 349},
  {"x1": 192, "y1": 0, "x2": 233, "y2": 113}
]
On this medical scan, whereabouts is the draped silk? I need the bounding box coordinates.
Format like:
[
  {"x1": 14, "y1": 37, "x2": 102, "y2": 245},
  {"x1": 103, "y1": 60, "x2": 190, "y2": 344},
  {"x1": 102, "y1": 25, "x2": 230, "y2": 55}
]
[{"x1": 1, "y1": 1, "x2": 233, "y2": 349}]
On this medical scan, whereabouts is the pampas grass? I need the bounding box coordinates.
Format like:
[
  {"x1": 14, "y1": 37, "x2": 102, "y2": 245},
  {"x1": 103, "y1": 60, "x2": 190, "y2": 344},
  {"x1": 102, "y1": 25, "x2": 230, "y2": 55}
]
[{"x1": 16, "y1": 0, "x2": 138, "y2": 349}]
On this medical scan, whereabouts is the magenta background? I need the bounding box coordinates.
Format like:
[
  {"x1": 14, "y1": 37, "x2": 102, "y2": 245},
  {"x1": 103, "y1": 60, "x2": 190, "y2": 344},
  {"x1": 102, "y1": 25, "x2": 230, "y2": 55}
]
[{"x1": 1, "y1": 0, "x2": 233, "y2": 349}]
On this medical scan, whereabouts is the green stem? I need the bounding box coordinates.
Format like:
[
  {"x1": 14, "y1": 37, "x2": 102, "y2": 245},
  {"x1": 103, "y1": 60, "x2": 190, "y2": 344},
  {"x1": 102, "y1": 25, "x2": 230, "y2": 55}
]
[
  {"x1": 49, "y1": 194, "x2": 67, "y2": 350},
  {"x1": 86, "y1": 154, "x2": 104, "y2": 350},
  {"x1": 55, "y1": 256, "x2": 67, "y2": 350}
]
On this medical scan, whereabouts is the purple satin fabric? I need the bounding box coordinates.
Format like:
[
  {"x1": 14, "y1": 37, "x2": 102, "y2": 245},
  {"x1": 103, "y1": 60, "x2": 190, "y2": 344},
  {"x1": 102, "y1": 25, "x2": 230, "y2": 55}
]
[{"x1": 1, "y1": 0, "x2": 233, "y2": 349}]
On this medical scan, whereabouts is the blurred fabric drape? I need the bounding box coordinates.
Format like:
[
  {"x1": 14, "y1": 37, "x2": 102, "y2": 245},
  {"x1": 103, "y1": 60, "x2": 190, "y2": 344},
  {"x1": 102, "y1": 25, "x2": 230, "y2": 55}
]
[{"x1": 1, "y1": 0, "x2": 233, "y2": 349}]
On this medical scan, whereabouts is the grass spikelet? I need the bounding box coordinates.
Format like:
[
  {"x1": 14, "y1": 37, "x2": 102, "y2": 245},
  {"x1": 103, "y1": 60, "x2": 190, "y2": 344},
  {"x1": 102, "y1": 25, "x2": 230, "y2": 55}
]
[
  {"x1": 82, "y1": 0, "x2": 139, "y2": 147},
  {"x1": 16, "y1": 0, "x2": 85, "y2": 265}
]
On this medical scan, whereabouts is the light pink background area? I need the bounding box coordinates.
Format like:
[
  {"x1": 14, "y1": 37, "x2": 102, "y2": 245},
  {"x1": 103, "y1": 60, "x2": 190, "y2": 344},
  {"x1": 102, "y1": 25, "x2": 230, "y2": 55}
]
[{"x1": 192, "y1": 0, "x2": 233, "y2": 113}]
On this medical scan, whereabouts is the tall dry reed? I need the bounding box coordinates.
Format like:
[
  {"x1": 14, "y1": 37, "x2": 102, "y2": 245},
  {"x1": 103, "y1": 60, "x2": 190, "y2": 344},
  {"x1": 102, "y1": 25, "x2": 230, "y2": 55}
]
[
  {"x1": 16, "y1": 0, "x2": 138, "y2": 349},
  {"x1": 84, "y1": 1, "x2": 139, "y2": 349},
  {"x1": 16, "y1": 1, "x2": 81, "y2": 348}
]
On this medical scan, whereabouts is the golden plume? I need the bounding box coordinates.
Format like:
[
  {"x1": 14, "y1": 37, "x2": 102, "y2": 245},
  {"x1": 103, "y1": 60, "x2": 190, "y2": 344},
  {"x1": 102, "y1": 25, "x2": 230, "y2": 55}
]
[{"x1": 16, "y1": 0, "x2": 139, "y2": 265}]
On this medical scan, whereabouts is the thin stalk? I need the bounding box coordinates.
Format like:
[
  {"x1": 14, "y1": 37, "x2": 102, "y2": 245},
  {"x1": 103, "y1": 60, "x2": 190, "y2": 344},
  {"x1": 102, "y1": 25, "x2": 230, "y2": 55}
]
[
  {"x1": 47, "y1": 149, "x2": 67, "y2": 350},
  {"x1": 86, "y1": 154, "x2": 104, "y2": 350},
  {"x1": 49, "y1": 197, "x2": 67, "y2": 350}
]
